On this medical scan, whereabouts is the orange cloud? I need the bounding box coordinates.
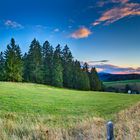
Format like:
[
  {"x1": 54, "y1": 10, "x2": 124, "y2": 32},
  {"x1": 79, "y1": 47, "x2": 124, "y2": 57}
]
[
  {"x1": 93, "y1": 2, "x2": 140, "y2": 26},
  {"x1": 71, "y1": 27, "x2": 91, "y2": 39}
]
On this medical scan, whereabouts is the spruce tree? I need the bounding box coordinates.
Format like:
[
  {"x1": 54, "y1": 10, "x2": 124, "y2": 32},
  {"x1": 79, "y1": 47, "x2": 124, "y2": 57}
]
[
  {"x1": 80, "y1": 71, "x2": 90, "y2": 90},
  {"x1": 83, "y1": 62, "x2": 89, "y2": 73},
  {"x1": 72, "y1": 60, "x2": 90, "y2": 90},
  {"x1": 26, "y1": 39, "x2": 43, "y2": 83},
  {"x1": 22, "y1": 53, "x2": 29, "y2": 82},
  {"x1": 82, "y1": 63, "x2": 90, "y2": 90},
  {"x1": 4, "y1": 38, "x2": 23, "y2": 82},
  {"x1": 42, "y1": 41, "x2": 53, "y2": 85},
  {"x1": 72, "y1": 61, "x2": 90, "y2": 90},
  {"x1": 0, "y1": 52, "x2": 5, "y2": 81},
  {"x1": 89, "y1": 67, "x2": 102, "y2": 91},
  {"x1": 52, "y1": 44, "x2": 63, "y2": 87},
  {"x1": 62, "y1": 45, "x2": 73, "y2": 88},
  {"x1": 72, "y1": 60, "x2": 80, "y2": 89}
]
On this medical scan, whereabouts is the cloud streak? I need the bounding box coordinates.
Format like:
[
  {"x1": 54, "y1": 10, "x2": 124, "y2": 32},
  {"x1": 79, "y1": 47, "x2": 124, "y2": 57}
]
[
  {"x1": 93, "y1": 1, "x2": 140, "y2": 26},
  {"x1": 88, "y1": 60, "x2": 109, "y2": 64},
  {"x1": 97, "y1": 0, "x2": 129, "y2": 7},
  {"x1": 4, "y1": 20, "x2": 24, "y2": 29},
  {"x1": 71, "y1": 27, "x2": 91, "y2": 39}
]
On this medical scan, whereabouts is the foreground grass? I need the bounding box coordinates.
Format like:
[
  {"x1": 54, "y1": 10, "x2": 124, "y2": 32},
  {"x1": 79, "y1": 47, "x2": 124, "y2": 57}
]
[
  {"x1": 0, "y1": 82, "x2": 140, "y2": 139},
  {"x1": 1, "y1": 103, "x2": 140, "y2": 140}
]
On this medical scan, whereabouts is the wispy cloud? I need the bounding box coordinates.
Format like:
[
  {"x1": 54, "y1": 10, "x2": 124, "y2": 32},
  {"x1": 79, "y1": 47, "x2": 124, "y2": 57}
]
[
  {"x1": 71, "y1": 27, "x2": 91, "y2": 39},
  {"x1": 4, "y1": 20, "x2": 24, "y2": 29},
  {"x1": 97, "y1": 0, "x2": 129, "y2": 7},
  {"x1": 93, "y1": 1, "x2": 140, "y2": 26},
  {"x1": 111, "y1": 0, "x2": 129, "y2": 4},
  {"x1": 88, "y1": 60, "x2": 109, "y2": 64},
  {"x1": 35, "y1": 25, "x2": 47, "y2": 29},
  {"x1": 54, "y1": 28, "x2": 60, "y2": 32}
]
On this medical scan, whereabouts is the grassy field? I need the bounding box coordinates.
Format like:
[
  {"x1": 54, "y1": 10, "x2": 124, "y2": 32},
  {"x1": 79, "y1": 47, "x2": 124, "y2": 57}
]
[
  {"x1": 0, "y1": 82, "x2": 140, "y2": 139},
  {"x1": 104, "y1": 80, "x2": 140, "y2": 92}
]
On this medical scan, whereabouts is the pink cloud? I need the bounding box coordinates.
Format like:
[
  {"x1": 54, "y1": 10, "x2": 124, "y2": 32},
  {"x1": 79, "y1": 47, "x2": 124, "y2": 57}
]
[
  {"x1": 71, "y1": 27, "x2": 92, "y2": 39},
  {"x1": 93, "y1": 1, "x2": 140, "y2": 26},
  {"x1": 97, "y1": 0, "x2": 129, "y2": 7}
]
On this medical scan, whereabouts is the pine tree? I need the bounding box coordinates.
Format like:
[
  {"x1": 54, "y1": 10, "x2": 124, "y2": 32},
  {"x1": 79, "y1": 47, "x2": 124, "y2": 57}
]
[
  {"x1": 52, "y1": 44, "x2": 63, "y2": 87},
  {"x1": 89, "y1": 67, "x2": 102, "y2": 91},
  {"x1": 4, "y1": 38, "x2": 23, "y2": 82},
  {"x1": 82, "y1": 63, "x2": 90, "y2": 90},
  {"x1": 80, "y1": 71, "x2": 90, "y2": 90},
  {"x1": 22, "y1": 53, "x2": 29, "y2": 82},
  {"x1": 72, "y1": 61, "x2": 90, "y2": 90},
  {"x1": 42, "y1": 41, "x2": 53, "y2": 85},
  {"x1": 26, "y1": 39, "x2": 43, "y2": 83},
  {"x1": 72, "y1": 60, "x2": 90, "y2": 90},
  {"x1": 72, "y1": 60, "x2": 81, "y2": 89},
  {"x1": 0, "y1": 52, "x2": 5, "y2": 81},
  {"x1": 83, "y1": 62, "x2": 89, "y2": 73},
  {"x1": 62, "y1": 45, "x2": 73, "y2": 88}
]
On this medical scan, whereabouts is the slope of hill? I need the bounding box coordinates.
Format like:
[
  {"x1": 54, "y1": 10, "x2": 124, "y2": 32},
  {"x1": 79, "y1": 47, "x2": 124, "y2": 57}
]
[
  {"x1": 99, "y1": 73, "x2": 140, "y2": 82},
  {"x1": 0, "y1": 82, "x2": 140, "y2": 139}
]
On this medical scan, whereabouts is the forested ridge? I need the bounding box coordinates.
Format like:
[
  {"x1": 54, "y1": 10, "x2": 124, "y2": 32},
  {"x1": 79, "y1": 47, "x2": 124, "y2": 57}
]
[{"x1": 0, "y1": 38, "x2": 102, "y2": 91}]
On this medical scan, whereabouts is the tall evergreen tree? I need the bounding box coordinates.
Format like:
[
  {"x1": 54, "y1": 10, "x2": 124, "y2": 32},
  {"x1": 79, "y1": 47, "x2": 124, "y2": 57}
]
[
  {"x1": 4, "y1": 38, "x2": 23, "y2": 82},
  {"x1": 89, "y1": 67, "x2": 102, "y2": 91},
  {"x1": 83, "y1": 62, "x2": 89, "y2": 73},
  {"x1": 72, "y1": 60, "x2": 81, "y2": 89},
  {"x1": 80, "y1": 71, "x2": 90, "y2": 90},
  {"x1": 62, "y1": 45, "x2": 73, "y2": 88},
  {"x1": 52, "y1": 44, "x2": 63, "y2": 87},
  {"x1": 0, "y1": 52, "x2": 5, "y2": 81},
  {"x1": 26, "y1": 39, "x2": 43, "y2": 83},
  {"x1": 72, "y1": 60, "x2": 90, "y2": 90},
  {"x1": 22, "y1": 53, "x2": 29, "y2": 82},
  {"x1": 42, "y1": 41, "x2": 53, "y2": 85},
  {"x1": 82, "y1": 63, "x2": 90, "y2": 90},
  {"x1": 72, "y1": 61, "x2": 90, "y2": 90}
]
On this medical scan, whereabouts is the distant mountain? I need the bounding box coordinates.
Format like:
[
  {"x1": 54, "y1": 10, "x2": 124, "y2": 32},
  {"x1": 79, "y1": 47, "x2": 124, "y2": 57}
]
[{"x1": 99, "y1": 72, "x2": 140, "y2": 82}]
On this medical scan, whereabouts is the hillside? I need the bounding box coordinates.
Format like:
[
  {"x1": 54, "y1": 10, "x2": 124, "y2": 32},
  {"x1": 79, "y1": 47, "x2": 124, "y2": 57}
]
[
  {"x1": 99, "y1": 73, "x2": 140, "y2": 82},
  {"x1": 0, "y1": 82, "x2": 140, "y2": 139}
]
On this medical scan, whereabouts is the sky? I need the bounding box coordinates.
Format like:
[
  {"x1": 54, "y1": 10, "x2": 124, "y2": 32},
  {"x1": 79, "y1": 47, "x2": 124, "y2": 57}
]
[{"x1": 0, "y1": 0, "x2": 140, "y2": 74}]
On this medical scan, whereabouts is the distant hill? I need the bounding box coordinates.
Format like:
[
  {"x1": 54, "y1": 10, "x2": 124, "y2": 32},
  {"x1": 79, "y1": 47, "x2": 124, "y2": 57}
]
[{"x1": 99, "y1": 72, "x2": 140, "y2": 82}]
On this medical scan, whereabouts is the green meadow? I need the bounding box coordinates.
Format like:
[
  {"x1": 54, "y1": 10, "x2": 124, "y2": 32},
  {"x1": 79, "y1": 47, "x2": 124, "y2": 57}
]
[
  {"x1": 0, "y1": 82, "x2": 140, "y2": 125},
  {"x1": 0, "y1": 82, "x2": 140, "y2": 139}
]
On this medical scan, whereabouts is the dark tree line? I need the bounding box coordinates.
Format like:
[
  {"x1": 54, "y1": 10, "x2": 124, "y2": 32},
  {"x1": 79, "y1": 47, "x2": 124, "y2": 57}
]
[{"x1": 0, "y1": 38, "x2": 103, "y2": 91}]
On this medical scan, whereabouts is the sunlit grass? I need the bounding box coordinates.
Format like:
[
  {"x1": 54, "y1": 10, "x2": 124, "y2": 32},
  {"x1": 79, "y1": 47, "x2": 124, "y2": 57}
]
[{"x1": 0, "y1": 82, "x2": 140, "y2": 139}]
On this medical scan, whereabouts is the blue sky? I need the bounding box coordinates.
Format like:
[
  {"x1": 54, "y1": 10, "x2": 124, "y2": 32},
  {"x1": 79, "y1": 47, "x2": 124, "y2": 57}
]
[{"x1": 0, "y1": 0, "x2": 140, "y2": 74}]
